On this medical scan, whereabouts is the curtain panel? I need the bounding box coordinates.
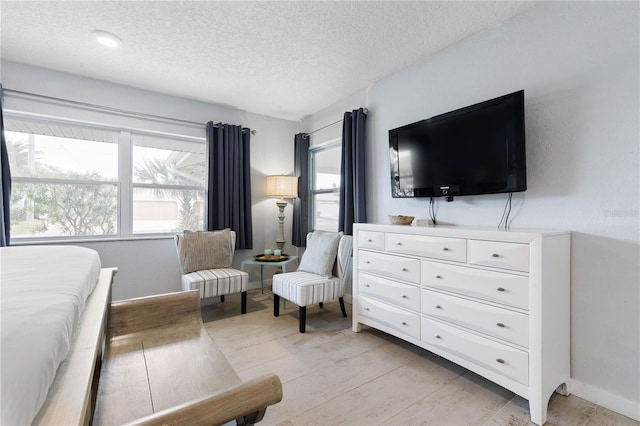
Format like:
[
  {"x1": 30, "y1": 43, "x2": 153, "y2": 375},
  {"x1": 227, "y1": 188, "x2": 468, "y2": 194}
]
[
  {"x1": 206, "y1": 122, "x2": 253, "y2": 249},
  {"x1": 0, "y1": 84, "x2": 11, "y2": 246},
  {"x1": 292, "y1": 133, "x2": 310, "y2": 247},
  {"x1": 338, "y1": 108, "x2": 367, "y2": 236}
]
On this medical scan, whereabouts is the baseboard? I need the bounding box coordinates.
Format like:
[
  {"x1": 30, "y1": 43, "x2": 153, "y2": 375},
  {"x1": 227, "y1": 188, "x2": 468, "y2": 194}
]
[
  {"x1": 570, "y1": 379, "x2": 640, "y2": 421},
  {"x1": 343, "y1": 293, "x2": 352, "y2": 305}
]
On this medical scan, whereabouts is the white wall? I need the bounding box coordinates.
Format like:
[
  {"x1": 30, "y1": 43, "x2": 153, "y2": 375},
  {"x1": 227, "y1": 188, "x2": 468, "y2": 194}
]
[
  {"x1": 1, "y1": 60, "x2": 299, "y2": 300},
  {"x1": 302, "y1": 2, "x2": 639, "y2": 420}
]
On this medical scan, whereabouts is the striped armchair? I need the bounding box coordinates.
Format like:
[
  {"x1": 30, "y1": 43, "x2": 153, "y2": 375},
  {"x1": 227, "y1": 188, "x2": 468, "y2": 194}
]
[
  {"x1": 175, "y1": 229, "x2": 249, "y2": 314},
  {"x1": 273, "y1": 232, "x2": 353, "y2": 333}
]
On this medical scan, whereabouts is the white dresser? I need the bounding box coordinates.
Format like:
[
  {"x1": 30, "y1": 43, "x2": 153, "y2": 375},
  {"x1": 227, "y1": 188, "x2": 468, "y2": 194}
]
[{"x1": 352, "y1": 224, "x2": 570, "y2": 425}]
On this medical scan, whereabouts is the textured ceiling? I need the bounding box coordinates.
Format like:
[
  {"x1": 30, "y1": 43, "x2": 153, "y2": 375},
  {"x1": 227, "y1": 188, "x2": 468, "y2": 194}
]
[{"x1": 0, "y1": 1, "x2": 536, "y2": 121}]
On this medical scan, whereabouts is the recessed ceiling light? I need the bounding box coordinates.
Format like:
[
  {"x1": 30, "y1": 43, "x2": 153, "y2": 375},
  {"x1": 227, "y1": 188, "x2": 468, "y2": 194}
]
[{"x1": 92, "y1": 30, "x2": 122, "y2": 48}]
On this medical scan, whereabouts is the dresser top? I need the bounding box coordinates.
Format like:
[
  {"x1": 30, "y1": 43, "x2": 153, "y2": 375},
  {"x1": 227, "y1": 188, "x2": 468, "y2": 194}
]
[{"x1": 354, "y1": 223, "x2": 569, "y2": 243}]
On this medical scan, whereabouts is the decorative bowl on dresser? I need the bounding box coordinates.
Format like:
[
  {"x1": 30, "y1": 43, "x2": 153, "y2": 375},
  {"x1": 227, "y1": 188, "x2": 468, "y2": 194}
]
[{"x1": 352, "y1": 223, "x2": 570, "y2": 426}]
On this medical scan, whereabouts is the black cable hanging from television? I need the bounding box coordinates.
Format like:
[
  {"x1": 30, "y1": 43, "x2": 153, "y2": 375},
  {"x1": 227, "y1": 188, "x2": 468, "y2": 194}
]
[
  {"x1": 429, "y1": 197, "x2": 437, "y2": 226},
  {"x1": 498, "y1": 192, "x2": 513, "y2": 229}
]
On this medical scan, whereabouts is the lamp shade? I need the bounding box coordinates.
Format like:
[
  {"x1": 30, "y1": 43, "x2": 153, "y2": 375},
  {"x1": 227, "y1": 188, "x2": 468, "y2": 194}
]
[{"x1": 266, "y1": 175, "x2": 298, "y2": 198}]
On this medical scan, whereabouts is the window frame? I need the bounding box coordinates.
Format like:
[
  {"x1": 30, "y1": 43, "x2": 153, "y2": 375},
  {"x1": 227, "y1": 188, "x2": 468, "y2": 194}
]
[
  {"x1": 309, "y1": 138, "x2": 341, "y2": 232},
  {"x1": 4, "y1": 111, "x2": 207, "y2": 243}
]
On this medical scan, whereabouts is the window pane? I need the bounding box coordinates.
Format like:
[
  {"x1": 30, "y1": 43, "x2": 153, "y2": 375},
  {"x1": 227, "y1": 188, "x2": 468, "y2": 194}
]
[
  {"x1": 133, "y1": 188, "x2": 205, "y2": 234},
  {"x1": 312, "y1": 146, "x2": 341, "y2": 190},
  {"x1": 10, "y1": 182, "x2": 117, "y2": 238},
  {"x1": 312, "y1": 192, "x2": 339, "y2": 232},
  {"x1": 4, "y1": 130, "x2": 118, "y2": 181},
  {"x1": 132, "y1": 134, "x2": 205, "y2": 186}
]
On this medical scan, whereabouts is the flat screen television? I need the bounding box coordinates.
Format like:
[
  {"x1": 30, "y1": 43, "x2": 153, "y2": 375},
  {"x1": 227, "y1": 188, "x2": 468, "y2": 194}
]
[{"x1": 389, "y1": 90, "x2": 526, "y2": 200}]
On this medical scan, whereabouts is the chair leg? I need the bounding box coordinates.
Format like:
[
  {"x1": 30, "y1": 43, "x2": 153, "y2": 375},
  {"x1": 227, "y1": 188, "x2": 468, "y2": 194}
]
[
  {"x1": 274, "y1": 294, "x2": 280, "y2": 317},
  {"x1": 339, "y1": 297, "x2": 347, "y2": 317},
  {"x1": 220, "y1": 295, "x2": 225, "y2": 303},
  {"x1": 299, "y1": 306, "x2": 306, "y2": 333},
  {"x1": 241, "y1": 291, "x2": 247, "y2": 314},
  {"x1": 319, "y1": 302, "x2": 323, "y2": 308}
]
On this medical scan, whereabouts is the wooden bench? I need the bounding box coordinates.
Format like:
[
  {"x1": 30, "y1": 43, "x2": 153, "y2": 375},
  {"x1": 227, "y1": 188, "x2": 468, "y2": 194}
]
[{"x1": 93, "y1": 290, "x2": 282, "y2": 425}]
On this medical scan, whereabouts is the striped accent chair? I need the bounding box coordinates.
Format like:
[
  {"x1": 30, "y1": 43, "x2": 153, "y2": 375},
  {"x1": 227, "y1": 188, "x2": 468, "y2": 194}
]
[
  {"x1": 175, "y1": 230, "x2": 249, "y2": 314},
  {"x1": 273, "y1": 233, "x2": 353, "y2": 333}
]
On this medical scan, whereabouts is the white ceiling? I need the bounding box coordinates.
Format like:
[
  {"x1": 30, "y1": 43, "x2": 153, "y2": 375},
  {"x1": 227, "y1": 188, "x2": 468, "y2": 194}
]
[{"x1": 0, "y1": 1, "x2": 536, "y2": 122}]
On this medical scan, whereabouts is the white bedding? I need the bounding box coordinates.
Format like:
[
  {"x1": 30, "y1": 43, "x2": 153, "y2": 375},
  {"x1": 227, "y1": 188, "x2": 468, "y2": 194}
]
[{"x1": 1, "y1": 245, "x2": 101, "y2": 425}]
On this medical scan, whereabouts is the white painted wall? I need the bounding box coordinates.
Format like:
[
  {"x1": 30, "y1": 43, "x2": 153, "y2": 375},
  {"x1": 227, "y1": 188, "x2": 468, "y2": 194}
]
[
  {"x1": 1, "y1": 60, "x2": 299, "y2": 300},
  {"x1": 302, "y1": 2, "x2": 639, "y2": 420}
]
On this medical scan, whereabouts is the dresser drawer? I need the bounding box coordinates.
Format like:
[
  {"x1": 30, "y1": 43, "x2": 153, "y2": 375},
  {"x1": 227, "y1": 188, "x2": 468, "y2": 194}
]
[
  {"x1": 421, "y1": 261, "x2": 529, "y2": 310},
  {"x1": 385, "y1": 233, "x2": 466, "y2": 263},
  {"x1": 359, "y1": 230, "x2": 385, "y2": 251},
  {"x1": 422, "y1": 289, "x2": 529, "y2": 348},
  {"x1": 359, "y1": 272, "x2": 420, "y2": 312},
  {"x1": 469, "y1": 240, "x2": 530, "y2": 272},
  {"x1": 358, "y1": 251, "x2": 420, "y2": 284},
  {"x1": 358, "y1": 295, "x2": 420, "y2": 339},
  {"x1": 421, "y1": 317, "x2": 529, "y2": 385}
]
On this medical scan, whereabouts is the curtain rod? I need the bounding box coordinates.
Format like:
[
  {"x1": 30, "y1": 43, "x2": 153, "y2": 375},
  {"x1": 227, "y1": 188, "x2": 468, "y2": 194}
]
[
  {"x1": 303, "y1": 108, "x2": 368, "y2": 138},
  {"x1": 2, "y1": 88, "x2": 256, "y2": 134}
]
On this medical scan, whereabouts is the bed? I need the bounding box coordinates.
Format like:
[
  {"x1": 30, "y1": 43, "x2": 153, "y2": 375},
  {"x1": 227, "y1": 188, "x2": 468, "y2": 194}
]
[
  {"x1": 1, "y1": 245, "x2": 116, "y2": 425},
  {"x1": 1, "y1": 245, "x2": 282, "y2": 425}
]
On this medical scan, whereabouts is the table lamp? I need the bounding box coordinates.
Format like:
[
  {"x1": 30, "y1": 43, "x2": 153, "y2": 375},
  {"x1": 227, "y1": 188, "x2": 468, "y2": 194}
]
[{"x1": 266, "y1": 175, "x2": 298, "y2": 251}]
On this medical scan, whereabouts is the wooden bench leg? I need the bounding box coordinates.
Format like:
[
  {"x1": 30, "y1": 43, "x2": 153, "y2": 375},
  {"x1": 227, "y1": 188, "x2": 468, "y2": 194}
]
[
  {"x1": 274, "y1": 294, "x2": 280, "y2": 317},
  {"x1": 339, "y1": 297, "x2": 347, "y2": 317},
  {"x1": 236, "y1": 408, "x2": 267, "y2": 425},
  {"x1": 299, "y1": 306, "x2": 306, "y2": 333},
  {"x1": 241, "y1": 291, "x2": 247, "y2": 314}
]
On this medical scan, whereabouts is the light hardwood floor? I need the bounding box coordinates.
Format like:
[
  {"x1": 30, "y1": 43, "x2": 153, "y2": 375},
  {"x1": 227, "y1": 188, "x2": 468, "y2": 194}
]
[{"x1": 201, "y1": 290, "x2": 638, "y2": 426}]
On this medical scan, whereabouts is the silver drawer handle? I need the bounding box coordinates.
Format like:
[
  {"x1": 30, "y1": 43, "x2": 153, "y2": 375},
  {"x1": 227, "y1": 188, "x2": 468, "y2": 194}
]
[
  {"x1": 364, "y1": 284, "x2": 370, "y2": 287},
  {"x1": 435, "y1": 275, "x2": 443, "y2": 279},
  {"x1": 367, "y1": 239, "x2": 372, "y2": 242},
  {"x1": 435, "y1": 334, "x2": 442, "y2": 339},
  {"x1": 497, "y1": 287, "x2": 506, "y2": 292},
  {"x1": 442, "y1": 247, "x2": 450, "y2": 251},
  {"x1": 364, "y1": 260, "x2": 370, "y2": 264},
  {"x1": 435, "y1": 305, "x2": 442, "y2": 309},
  {"x1": 395, "y1": 241, "x2": 402, "y2": 245},
  {"x1": 496, "y1": 358, "x2": 505, "y2": 364},
  {"x1": 492, "y1": 253, "x2": 501, "y2": 258},
  {"x1": 401, "y1": 295, "x2": 408, "y2": 299},
  {"x1": 401, "y1": 268, "x2": 408, "y2": 272},
  {"x1": 401, "y1": 322, "x2": 408, "y2": 326},
  {"x1": 496, "y1": 323, "x2": 505, "y2": 328},
  {"x1": 364, "y1": 307, "x2": 370, "y2": 311}
]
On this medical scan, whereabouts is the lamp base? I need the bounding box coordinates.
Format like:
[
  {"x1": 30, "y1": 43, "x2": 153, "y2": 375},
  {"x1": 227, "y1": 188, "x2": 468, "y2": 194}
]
[{"x1": 275, "y1": 200, "x2": 287, "y2": 252}]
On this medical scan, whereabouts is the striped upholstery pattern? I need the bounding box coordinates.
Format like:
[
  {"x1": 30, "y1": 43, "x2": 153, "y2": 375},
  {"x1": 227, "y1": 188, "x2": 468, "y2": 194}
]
[
  {"x1": 272, "y1": 272, "x2": 343, "y2": 306},
  {"x1": 297, "y1": 231, "x2": 342, "y2": 277},
  {"x1": 182, "y1": 268, "x2": 248, "y2": 299},
  {"x1": 273, "y1": 234, "x2": 353, "y2": 307}
]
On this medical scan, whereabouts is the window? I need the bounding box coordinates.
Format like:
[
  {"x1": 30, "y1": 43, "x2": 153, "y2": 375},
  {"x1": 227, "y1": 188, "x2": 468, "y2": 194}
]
[
  {"x1": 131, "y1": 133, "x2": 205, "y2": 234},
  {"x1": 310, "y1": 140, "x2": 341, "y2": 232},
  {"x1": 5, "y1": 114, "x2": 206, "y2": 240}
]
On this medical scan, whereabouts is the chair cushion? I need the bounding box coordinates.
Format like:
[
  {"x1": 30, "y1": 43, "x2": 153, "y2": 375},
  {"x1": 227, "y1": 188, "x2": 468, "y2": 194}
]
[
  {"x1": 272, "y1": 271, "x2": 345, "y2": 306},
  {"x1": 182, "y1": 268, "x2": 248, "y2": 299},
  {"x1": 297, "y1": 231, "x2": 342, "y2": 277},
  {"x1": 177, "y1": 229, "x2": 233, "y2": 274}
]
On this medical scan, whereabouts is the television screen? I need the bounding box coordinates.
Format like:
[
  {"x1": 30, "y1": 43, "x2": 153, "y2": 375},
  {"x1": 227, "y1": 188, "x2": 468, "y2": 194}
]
[{"x1": 389, "y1": 90, "x2": 526, "y2": 199}]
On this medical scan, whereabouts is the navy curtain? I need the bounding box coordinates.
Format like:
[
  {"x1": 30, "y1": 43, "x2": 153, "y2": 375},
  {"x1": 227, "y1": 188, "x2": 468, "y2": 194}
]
[
  {"x1": 292, "y1": 133, "x2": 309, "y2": 247},
  {"x1": 206, "y1": 122, "x2": 253, "y2": 249},
  {"x1": 0, "y1": 84, "x2": 11, "y2": 247},
  {"x1": 338, "y1": 108, "x2": 367, "y2": 235}
]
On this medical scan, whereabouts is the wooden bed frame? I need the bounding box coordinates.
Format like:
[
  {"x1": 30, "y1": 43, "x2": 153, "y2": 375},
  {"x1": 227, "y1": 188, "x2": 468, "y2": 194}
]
[
  {"x1": 32, "y1": 268, "x2": 282, "y2": 425},
  {"x1": 32, "y1": 267, "x2": 116, "y2": 425}
]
